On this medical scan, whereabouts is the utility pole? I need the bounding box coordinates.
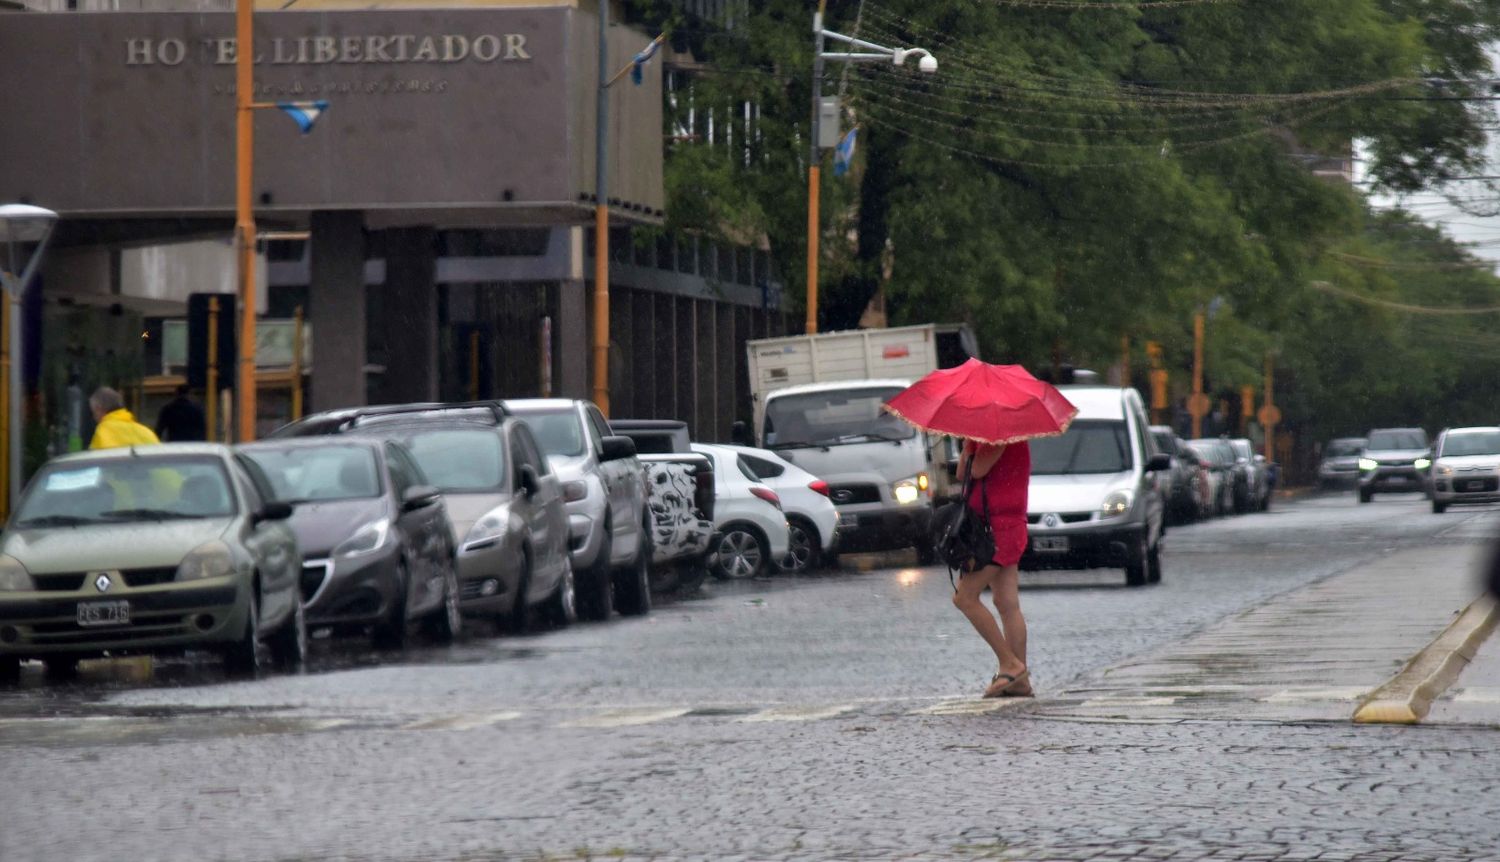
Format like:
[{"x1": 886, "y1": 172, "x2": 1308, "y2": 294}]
[
  {"x1": 592, "y1": 0, "x2": 611, "y2": 414},
  {"x1": 234, "y1": 0, "x2": 257, "y2": 442},
  {"x1": 1189, "y1": 310, "x2": 1208, "y2": 438},
  {"x1": 805, "y1": 0, "x2": 828, "y2": 335}
]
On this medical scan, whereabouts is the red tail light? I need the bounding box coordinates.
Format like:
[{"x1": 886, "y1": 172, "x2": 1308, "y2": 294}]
[
  {"x1": 809, "y1": 480, "x2": 830, "y2": 497},
  {"x1": 750, "y1": 486, "x2": 783, "y2": 510}
]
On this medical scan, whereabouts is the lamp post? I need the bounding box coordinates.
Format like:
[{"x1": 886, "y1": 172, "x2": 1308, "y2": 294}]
[
  {"x1": 0, "y1": 204, "x2": 59, "y2": 513},
  {"x1": 805, "y1": 3, "x2": 934, "y2": 334}
]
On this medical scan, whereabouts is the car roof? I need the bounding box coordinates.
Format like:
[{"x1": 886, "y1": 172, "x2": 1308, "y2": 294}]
[
  {"x1": 609, "y1": 419, "x2": 689, "y2": 430},
  {"x1": 1442, "y1": 426, "x2": 1500, "y2": 435},
  {"x1": 764, "y1": 380, "x2": 913, "y2": 399},
  {"x1": 47, "y1": 442, "x2": 232, "y2": 463},
  {"x1": 239, "y1": 437, "x2": 383, "y2": 453},
  {"x1": 1056, "y1": 386, "x2": 1133, "y2": 420},
  {"x1": 504, "y1": 398, "x2": 581, "y2": 412}
]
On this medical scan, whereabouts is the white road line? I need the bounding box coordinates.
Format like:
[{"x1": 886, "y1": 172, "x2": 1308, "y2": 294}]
[
  {"x1": 909, "y1": 699, "x2": 1028, "y2": 716},
  {"x1": 300, "y1": 719, "x2": 354, "y2": 732},
  {"x1": 1451, "y1": 687, "x2": 1500, "y2": 704},
  {"x1": 736, "y1": 705, "x2": 855, "y2": 723},
  {"x1": 561, "y1": 708, "x2": 691, "y2": 728},
  {"x1": 402, "y1": 712, "x2": 523, "y2": 731},
  {"x1": 1079, "y1": 696, "x2": 1180, "y2": 708},
  {"x1": 1261, "y1": 687, "x2": 1369, "y2": 703}
]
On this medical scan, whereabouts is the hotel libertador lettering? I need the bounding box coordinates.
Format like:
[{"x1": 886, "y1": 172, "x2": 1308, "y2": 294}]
[{"x1": 125, "y1": 33, "x2": 533, "y2": 67}]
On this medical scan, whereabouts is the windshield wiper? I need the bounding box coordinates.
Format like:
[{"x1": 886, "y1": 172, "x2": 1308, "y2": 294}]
[
  {"x1": 99, "y1": 508, "x2": 204, "y2": 521},
  {"x1": 14, "y1": 514, "x2": 103, "y2": 528}
]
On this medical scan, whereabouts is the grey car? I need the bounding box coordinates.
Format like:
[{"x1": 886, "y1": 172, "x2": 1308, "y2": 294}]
[
  {"x1": 1317, "y1": 437, "x2": 1367, "y2": 489},
  {"x1": 1358, "y1": 427, "x2": 1432, "y2": 503},
  {"x1": 238, "y1": 438, "x2": 461, "y2": 649}
]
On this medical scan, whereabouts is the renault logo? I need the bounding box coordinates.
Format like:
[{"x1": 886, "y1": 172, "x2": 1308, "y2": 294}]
[
  {"x1": 1042, "y1": 514, "x2": 1060, "y2": 528},
  {"x1": 93, "y1": 573, "x2": 113, "y2": 593}
]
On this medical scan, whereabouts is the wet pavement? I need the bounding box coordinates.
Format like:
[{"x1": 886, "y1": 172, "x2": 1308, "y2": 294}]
[{"x1": 2, "y1": 491, "x2": 1499, "y2": 861}]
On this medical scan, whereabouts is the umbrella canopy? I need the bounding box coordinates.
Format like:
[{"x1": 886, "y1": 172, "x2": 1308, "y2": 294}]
[{"x1": 883, "y1": 358, "x2": 1079, "y2": 445}]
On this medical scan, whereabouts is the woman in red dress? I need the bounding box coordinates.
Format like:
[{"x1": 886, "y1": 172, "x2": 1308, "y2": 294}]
[{"x1": 953, "y1": 439, "x2": 1032, "y2": 698}]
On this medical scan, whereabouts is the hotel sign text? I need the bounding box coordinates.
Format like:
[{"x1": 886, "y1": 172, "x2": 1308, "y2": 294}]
[{"x1": 125, "y1": 33, "x2": 533, "y2": 67}]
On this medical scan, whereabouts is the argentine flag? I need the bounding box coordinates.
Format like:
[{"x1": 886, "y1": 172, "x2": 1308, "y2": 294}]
[
  {"x1": 277, "y1": 100, "x2": 329, "y2": 135},
  {"x1": 630, "y1": 35, "x2": 665, "y2": 86},
  {"x1": 833, "y1": 127, "x2": 858, "y2": 177}
]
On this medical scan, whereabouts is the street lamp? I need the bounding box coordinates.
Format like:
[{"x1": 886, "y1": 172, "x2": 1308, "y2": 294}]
[
  {"x1": 805, "y1": 3, "x2": 935, "y2": 335},
  {"x1": 0, "y1": 203, "x2": 59, "y2": 513}
]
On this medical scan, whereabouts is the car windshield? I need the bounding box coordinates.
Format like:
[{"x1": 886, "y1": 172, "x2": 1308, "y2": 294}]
[
  {"x1": 15, "y1": 456, "x2": 236, "y2": 526},
  {"x1": 763, "y1": 386, "x2": 914, "y2": 448},
  {"x1": 397, "y1": 428, "x2": 507, "y2": 492},
  {"x1": 1327, "y1": 440, "x2": 1365, "y2": 457},
  {"x1": 1187, "y1": 441, "x2": 1225, "y2": 465},
  {"x1": 241, "y1": 445, "x2": 381, "y2": 503},
  {"x1": 1440, "y1": 432, "x2": 1500, "y2": 458},
  {"x1": 512, "y1": 410, "x2": 586, "y2": 458},
  {"x1": 1367, "y1": 430, "x2": 1427, "y2": 450},
  {"x1": 1031, "y1": 420, "x2": 1133, "y2": 475}
]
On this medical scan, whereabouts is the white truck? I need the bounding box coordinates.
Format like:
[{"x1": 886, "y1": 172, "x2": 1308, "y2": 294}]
[{"x1": 744, "y1": 324, "x2": 978, "y2": 562}]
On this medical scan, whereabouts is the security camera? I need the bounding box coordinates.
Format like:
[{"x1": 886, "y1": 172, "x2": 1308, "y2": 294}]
[{"x1": 918, "y1": 54, "x2": 938, "y2": 74}]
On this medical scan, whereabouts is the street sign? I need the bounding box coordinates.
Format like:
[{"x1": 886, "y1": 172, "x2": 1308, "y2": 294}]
[
  {"x1": 1257, "y1": 404, "x2": 1282, "y2": 427},
  {"x1": 1188, "y1": 392, "x2": 1211, "y2": 418}
]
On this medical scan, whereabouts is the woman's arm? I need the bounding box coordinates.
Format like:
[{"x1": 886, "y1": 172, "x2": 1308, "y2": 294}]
[
  {"x1": 955, "y1": 440, "x2": 974, "y2": 482},
  {"x1": 968, "y1": 443, "x2": 1006, "y2": 479}
]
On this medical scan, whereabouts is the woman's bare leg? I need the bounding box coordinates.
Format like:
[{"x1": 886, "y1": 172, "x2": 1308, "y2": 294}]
[
  {"x1": 952, "y1": 564, "x2": 1026, "y2": 680},
  {"x1": 989, "y1": 564, "x2": 1027, "y2": 665}
]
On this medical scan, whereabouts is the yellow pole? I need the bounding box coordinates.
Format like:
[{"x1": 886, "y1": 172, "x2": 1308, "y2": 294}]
[
  {"x1": 207, "y1": 297, "x2": 219, "y2": 441},
  {"x1": 1191, "y1": 311, "x2": 1205, "y2": 439},
  {"x1": 291, "y1": 305, "x2": 304, "y2": 421},
  {"x1": 1264, "y1": 354, "x2": 1275, "y2": 462},
  {"x1": 805, "y1": 163, "x2": 820, "y2": 334},
  {"x1": 592, "y1": 203, "x2": 610, "y2": 415},
  {"x1": 1, "y1": 298, "x2": 9, "y2": 519},
  {"x1": 235, "y1": 0, "x2": 257, "y2": 443}
]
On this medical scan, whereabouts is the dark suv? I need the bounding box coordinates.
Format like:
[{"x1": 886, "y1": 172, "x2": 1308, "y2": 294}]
[{"x1": 1358, "y1": 427, "x2": 1432, "y2": 503}]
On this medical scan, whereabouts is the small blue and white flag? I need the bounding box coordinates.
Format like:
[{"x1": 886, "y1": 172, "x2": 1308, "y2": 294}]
[
  {"x1": 276, "y1": 100, "x2": 329, "y2": 135},
  {"x1": 630, "y1": 35, "x2": 666, "y2": 86},
  {"x1": 833, "y1": 127, "x2": 858, "y2": 177}
]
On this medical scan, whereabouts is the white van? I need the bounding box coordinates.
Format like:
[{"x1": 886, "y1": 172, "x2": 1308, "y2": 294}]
[{"x1": 1022, "y1": 386, "x2": 1171, "y2": 586}]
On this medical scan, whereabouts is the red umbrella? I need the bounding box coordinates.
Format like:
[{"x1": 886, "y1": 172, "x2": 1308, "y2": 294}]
[{"x1": 882, "y1": 358, "x2": 1079, "y2": 445}]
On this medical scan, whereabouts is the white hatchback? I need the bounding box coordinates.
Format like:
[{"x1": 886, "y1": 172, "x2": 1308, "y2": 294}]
[
  {"x1": 691, "y1": 444, "x2": 792, "y2": 579},
  {"x1": 1430, "y1": 427, "x2": 1500, "y2": 514},
  {"x1": 718, "y1": 444, "x2": 839, "y2": 573}
]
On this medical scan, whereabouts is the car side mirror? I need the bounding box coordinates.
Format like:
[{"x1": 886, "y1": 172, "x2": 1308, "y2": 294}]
[
  {"x1": 1147, "y1": 453, "x2": 1173, "y2": 472},
  {"x1": 600, "y1": 435, "x2": 637, "y2": 462},
  {"x1": 401, "y1": 484, "x2": 441, "y2": 511},
  {"x1": 518, "y1": 466, "x2": 540, "y2": 497},
  {"x1": 255, "y1": 501, "x2": 294, "y2": 523}
]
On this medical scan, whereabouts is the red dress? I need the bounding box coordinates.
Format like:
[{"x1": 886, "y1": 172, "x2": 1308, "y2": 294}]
[{"x1": 966, "y1": 442, "x2": 1031, "y2": 567}]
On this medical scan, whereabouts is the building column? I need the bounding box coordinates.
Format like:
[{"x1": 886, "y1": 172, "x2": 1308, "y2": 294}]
[
  {"x1": 556, "y1": 278, "x2": 589, "y2": 399},
  {"x1": 307, "y1": 210, "x2": 366, "y2": 411},
  {"x1": 381, "y1": 226, "x2": 439, "y2": 403}
]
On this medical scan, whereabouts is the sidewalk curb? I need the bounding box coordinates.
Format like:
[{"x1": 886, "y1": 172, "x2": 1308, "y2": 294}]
[{"x1": 1353, "y1": 593, "x2": 1500, "y2": 725}]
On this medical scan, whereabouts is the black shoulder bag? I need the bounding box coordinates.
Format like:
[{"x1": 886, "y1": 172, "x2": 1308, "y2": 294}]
[{"x1": 930, "y1": 473, "x2": 996, "y2": 586}]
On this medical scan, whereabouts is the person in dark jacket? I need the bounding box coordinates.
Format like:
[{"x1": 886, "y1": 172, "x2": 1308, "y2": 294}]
[{"x1": 155, "y1": 385, "x2": 207, "y2": 442}]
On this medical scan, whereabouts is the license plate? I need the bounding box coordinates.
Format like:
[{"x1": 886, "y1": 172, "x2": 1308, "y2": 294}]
[
  {"x1": 1461, "y1": 480, "x2": 1488, "y2": 492},
  {"x1": 1032, "y1": 536, "x2": 1069, "y2": 553},
  {"x1": 77, "y1": 600, "x2": 130, "y2": 628},
  {"x1": 837, "y1": 513, "x2": 859, "y2": 529}
]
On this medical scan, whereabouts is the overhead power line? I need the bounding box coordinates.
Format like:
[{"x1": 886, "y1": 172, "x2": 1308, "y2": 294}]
[{"x1": 1309, "y1": 280, "x2": 1500, "y2": 315}]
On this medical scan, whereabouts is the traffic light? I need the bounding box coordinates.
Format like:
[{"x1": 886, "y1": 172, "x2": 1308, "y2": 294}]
[{"x1": 186, "y1": 293, "x2": 237, "y2": 391}]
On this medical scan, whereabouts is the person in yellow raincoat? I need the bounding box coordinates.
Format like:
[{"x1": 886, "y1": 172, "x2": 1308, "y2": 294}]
[{"x1": 88, "y1": 388, "x2": 160, "y2": 450}]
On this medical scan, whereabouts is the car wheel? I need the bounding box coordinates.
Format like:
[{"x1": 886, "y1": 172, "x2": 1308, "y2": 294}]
[
  {"x1": 268, "y1": 593, "x2": 308, "y2": 671},
  {"x1": 1433, "y1": 500, "x2": 1448, "y2": 515},
  {"x1": 43, "y1": 657, "x2": 79, "y2": 682},
  {"x1": 372, "y1": 563, "x2": 411, "y2": 651},
  {"x1": 1147, "y1": 540, "x2": 1163, "y2": 584},
  {"x1": 781, "y1": 517, "x2": 821, "y2": 574},
  {"x1": 1359, "y1": 488, "x2": 1373, "y2": 504},
  {"x1": 1124, "y1": 532, "x2": 1150, "y2": 587},
  {"x1": 0, "y1": 657, "x2": 19, "y2": 685},
  {"x1": 578, "y1": 545, "x2": 615, "y2": 623},
  {"x1": 501, "y1": 552, "x2": 533, "y2": 634},
  {"x1": 546, "y1": 558, "x2": 578, "y2": 627},
  {"x1": 713, "y1": 526, "x2": 768, "y2": 579},
  {"x1": 422, "y1": 559, "x2": 463, "y2": 644},
  {"x1": 224, "y1": 583, "x2": 267, "y2": 676},
  {"x1": 615, "y1": 536, "x2": 653, "y2": 618}
]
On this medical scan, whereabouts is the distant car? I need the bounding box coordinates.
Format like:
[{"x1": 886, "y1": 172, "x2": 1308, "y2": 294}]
[
  {"x1": 720, "y1": 443, "x2": 838, "y2": 573},
  {"x1": 1358, "y1": 427, "x2": 1432, "y2": 503},
  {"x1": 238, "y1": 438, "x2": 461, "y2": 649},
  {"x1": 1228, "y1": 439, "x2": 1271, "y2": 512},
  {"x1": 1150, "y1": 426, "x2": 1204, "y2": 524},
  {"x1": 1176, "y1": 445, "x2": 1217, "y2": 519},
  {"x1": 690, "y1": 444, "x2": 791, "y2": 579},
  {"x1": 0, "y1": 444, "x2": 304, "y2": 681},
  {"x1": 1317, "y1": 437, "x2": 1367, "y2": 489},
  {"x1": 1430, "y1": 427, "x2": 1500, "y2": 514},
  {"x1": 1186, "y1": 438, "x2": 1236, "y2": 516}
]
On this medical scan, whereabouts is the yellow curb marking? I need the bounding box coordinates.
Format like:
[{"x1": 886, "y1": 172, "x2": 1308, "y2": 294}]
[
  {"x1": 562, "y1": 708, "x2": 691, "y2": 729},
  {"x1": 1354, "y1": 594, "x2": 1500, "y2": 725}
]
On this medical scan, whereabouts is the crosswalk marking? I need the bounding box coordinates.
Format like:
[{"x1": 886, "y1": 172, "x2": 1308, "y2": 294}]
[
  {"x1": 1079, "y1": 696, "x2": 1179, "y2": 708},
  {"x1": 561, "y1": 708, "x2": 692, "y2": 728},
  {"x1": 401, "y1": 712, "x2": 522, "y2": 731},
  {"x1": 1452, "y1": 687, "x2": 1500, "y2": 704},
  {"x1": 1261, "y1": 687, "x2": 1368, "y2": 703},
  {"x1": 736, "y1": 704, "x2": 854, "y2": 723},
  {"x1": 909, "y1": 699, "x2": 1027, "y2": 716}
]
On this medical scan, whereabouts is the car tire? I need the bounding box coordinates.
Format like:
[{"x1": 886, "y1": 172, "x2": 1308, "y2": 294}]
[
  {"x1": 781, "y1": 517, "x2": 821, "y2": 574},
  {"x1": 268, "y1": 594, "x2": 308, "y2": 671},
  {"x1": 577, "y1": 536, "x2": 615, "y2": 622},
  {"x1": 422, "y1": 559, "x2": 463, "y2": 644},
  {"x1": 545, "y1": 558, "x2": 578, "y2": 627},
  {"x1": 1147, "y1": 541, "x2": 1162, "y2": 584},
  {"x1": 615, "y1": 534, "x2": 653, "y2": 618},
  {"x1": 1433, "y1": 500, "x2": 1448, "y2": 515},
  {"x1": 1359, "y1": 488, "x2": 1373, "y2": 504},
  {"x1": 712, "y1": 525, "x2": 768, "y2": 580},
  {"x1": 43, "y1": 657, "x2": 79, "y2": 681},
  {"x1": 372, "y1": 563, "x2": 411, "y2": 651},
  {"x1": 0, "y1": 657, "x2": 19, "y2": 685},
  {"x1": 224, "y1": 583, "x2": 267, "y2": 676},
  {"x1": 501, "y1": 552, "x2": 533, "y2": 634},
  {"x1": 1124, "y1": 532, "x2": 1150, "y2": 587}
]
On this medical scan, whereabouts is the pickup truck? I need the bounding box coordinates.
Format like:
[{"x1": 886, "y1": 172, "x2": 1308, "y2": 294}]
[{"x1": 607, "y1": 420, "x2": 717, "y2": 590}]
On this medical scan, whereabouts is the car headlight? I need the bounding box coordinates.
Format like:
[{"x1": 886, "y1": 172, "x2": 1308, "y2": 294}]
[
  {"x1": 1101, "y1": 491, "x2": 1132, "y2": 517},
  {"x1": 893, "y1": 473, "x2": 929, "y2": 505},
  {"x1": 333, "y1": 518, "x2": 391, "y2": 560},
  {"x1": 1436, "y1": 465, "x2": 1453, "y2": 476},
  {"x1": 176, "y1": 540, "x2": 236, "y2": 582},
  {"x1": 1358, "y1": 458, "x2": 1378, "y2": 471},
  {"x1": 562, "y1": 480, "x2": 589, "y2": 503},
  {"x1": 465, "y1": 506, "x2": 510, "y2": 551},
  {"x1": 0, "y1": 554, "x2": 34, "y2": 592},
  {"x1": 1414, "y1": 458, "x2": 1432, "y2": 470}
]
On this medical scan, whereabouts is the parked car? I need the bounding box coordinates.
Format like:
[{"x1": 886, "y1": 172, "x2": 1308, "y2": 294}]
[
  {"x1": 1176, "y1": 444, "x2": 1217, "y2": 519},
  {"x1": 1430, "y1": 427, "x2": 1500, "y2": 514},
  {"x1": 720, "y1": 443, "x2": 839, "y2": 573},
  {"x1": 1358, "y1": 427, "x2": 1432, "y2": 503},
  {"x1": 1185, "y1": 438, "x2": 1236, "y2": 516},
  {"x1": 1227, "y1": 438, "x2": 1271, "y2": 512},
  {"x1": 0, "y1": 444, "x2": 304, "y2": 681},
  {"x1": 1149, "y1": 426, "x2": 1204, "y2": 524},
  {"x1": 504, "y1": 400, "x2": 653, "y2": 618},
  {"x1": 690, "y1": 444, "x2": 792, "y2": 579},
  {"x1": 606, "y1": 418, "x2": 719, "y2": 590},
  {"x1": 1023, "y1": 386, "x2": 1172, "y2": 587},
  {"x1": 237, "y1": 437, "x2": 461, "y2": 649},
  {"x1": 1317, "y1": 437, "x2": 1367, "y2": 489}
]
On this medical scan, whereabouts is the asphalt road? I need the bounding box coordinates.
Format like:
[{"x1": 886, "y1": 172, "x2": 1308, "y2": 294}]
[{"x1": 2, "y1": 490, "x2": 1497, "y2": 861}]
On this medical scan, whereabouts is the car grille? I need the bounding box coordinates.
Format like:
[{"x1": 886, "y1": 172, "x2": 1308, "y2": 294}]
[
  {"x1": 31, "y1": 573, "x2": 87, "y2": 592},
  {"x1": 120, "y1": 568, "x2": 177, "y2": 588},
  {"x1": 828, "y1": 484, "x2": 881, "y2": 505},
  {"x1": 300, "y1": 561, "x2": 330, "y2": 603},
  {"x1": 1027, "y1": 513, "x2": 1093, "y2": 525},
  {"x1": 30, "y1": 568, "x2": 177, "y2": 592},
  {"x1": 1454, "y1": 477, "x2": 1499, "y2": 493}
]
